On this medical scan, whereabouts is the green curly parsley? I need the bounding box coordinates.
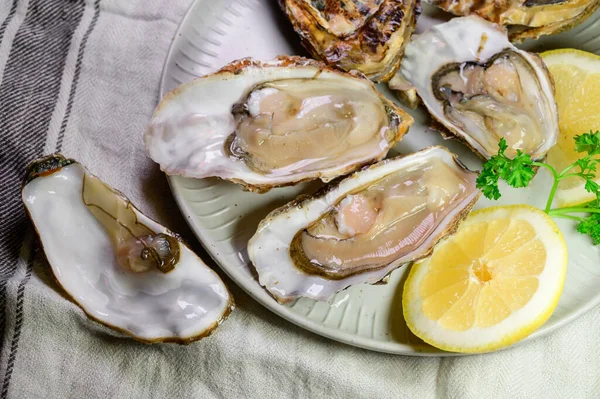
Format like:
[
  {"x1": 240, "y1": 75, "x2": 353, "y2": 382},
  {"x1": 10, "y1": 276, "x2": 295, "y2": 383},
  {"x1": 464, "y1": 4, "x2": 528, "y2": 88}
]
[{"x1": 476, "y1": 130, "x2": 600, "y2": 244}]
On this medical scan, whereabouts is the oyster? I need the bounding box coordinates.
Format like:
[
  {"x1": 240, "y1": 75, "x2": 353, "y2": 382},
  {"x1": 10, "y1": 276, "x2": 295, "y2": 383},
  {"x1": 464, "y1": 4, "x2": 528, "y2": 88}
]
[
  {"x1": 22, "y1": 155, "x2": 233, "y2": 344},
  {"x1": 399, "y1": 16, "x2": 559, "y2": 160},
  {"x1": 248, "y1": 147, "x2": 480, "y2": 303},
  {"x1": 279, "y1": 0, "x2": 421, "y2": 82},
  {"x1": 145, "y1": 56, "x2": 412, "y2": 192},
  {"x1": 427, "y1": 0, "x2": 600, "y2": 41},
  {"x1": 388, "y1": 72, "x2": 420, "y2": 109}
]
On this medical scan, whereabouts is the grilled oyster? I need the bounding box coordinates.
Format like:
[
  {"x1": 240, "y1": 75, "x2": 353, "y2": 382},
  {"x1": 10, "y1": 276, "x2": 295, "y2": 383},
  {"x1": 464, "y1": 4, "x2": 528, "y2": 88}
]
[
  {"x1": 399, "y1": 16, "x2": 558, "y2": 160},
  {"x1": 248, "y1": 147, "x2": 480, "y2": 303},
  {"x1": 427, "y1": 0, "x2": 600, "y2": 41},
  {"x1": 145, "y1": 56, "x2": 412, "y2": 193},
  {"x1": 22, "y1": 155, "x2": 233, "y2": 344},
  {"x1": 279, "y1": 0, "x2": 421, "y2": 82}
]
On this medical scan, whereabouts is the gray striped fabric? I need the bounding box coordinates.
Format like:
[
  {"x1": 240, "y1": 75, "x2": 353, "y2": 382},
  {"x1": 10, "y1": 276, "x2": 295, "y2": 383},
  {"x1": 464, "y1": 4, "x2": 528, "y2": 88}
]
[
  {"x1": 0, "y1": 1, "x2": 600, "y2": 398},
  {"x1": 0, "y1": 1, "x2": 90, "y2": 393}
]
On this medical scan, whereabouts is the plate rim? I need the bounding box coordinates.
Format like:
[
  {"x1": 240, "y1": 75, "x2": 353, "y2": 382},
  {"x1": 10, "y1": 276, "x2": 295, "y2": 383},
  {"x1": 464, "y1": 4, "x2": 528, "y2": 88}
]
[{"x1": 158, "y1": 0, "x2": 600, "y2": 356}]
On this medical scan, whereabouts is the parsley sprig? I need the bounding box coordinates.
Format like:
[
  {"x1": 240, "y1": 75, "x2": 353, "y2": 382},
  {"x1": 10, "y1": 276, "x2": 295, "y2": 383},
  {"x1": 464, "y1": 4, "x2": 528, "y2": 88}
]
[{"x1": 476, "y1": 130, "x2": 600, "y2": 244}]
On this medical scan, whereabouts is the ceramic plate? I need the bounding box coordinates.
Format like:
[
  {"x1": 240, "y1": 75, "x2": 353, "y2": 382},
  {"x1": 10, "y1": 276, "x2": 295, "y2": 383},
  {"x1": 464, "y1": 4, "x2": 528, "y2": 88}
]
[{"x1": 160, "y1": 0, "x2": 600, "y2": 355}]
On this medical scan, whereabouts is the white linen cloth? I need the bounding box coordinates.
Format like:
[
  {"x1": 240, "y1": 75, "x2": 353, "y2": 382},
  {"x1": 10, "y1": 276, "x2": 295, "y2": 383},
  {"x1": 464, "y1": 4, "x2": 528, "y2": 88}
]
[{"x1": 1, "y1": 0, "x2": 599, "y2": 397}]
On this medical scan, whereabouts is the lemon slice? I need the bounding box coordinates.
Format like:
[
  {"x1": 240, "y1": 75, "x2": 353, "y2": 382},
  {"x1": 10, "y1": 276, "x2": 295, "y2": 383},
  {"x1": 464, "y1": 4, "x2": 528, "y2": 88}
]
[
  {"x1": 402, "y1": 205, "x2": 567, "y2": 353},
  {"x1": 542, "y1": 49, "x2": 600, "y2": 207}
]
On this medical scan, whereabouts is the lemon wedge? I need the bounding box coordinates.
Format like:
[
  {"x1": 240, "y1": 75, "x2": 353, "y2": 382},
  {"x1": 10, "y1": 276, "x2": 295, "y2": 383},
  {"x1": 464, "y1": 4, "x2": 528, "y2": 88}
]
[
  {"x1": 542, "y1": 49, "x2": 600, "y2": 207},
  {"x1": 402, "y1": 205, "x2": 567, "y2": 353}
]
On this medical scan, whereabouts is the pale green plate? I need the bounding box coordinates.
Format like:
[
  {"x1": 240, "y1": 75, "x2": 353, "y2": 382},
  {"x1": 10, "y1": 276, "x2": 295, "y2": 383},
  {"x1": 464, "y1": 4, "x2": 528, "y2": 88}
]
[{"x1": 160, "y1": 0, "x2": 600, "y2": 355}]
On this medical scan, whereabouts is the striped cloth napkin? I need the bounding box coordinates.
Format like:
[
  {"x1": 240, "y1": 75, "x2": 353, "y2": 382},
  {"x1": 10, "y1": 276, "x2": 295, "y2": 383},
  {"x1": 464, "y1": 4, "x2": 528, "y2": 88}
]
[{"x1": 1, "y1": 0, "x2": 600, "y2": 398}]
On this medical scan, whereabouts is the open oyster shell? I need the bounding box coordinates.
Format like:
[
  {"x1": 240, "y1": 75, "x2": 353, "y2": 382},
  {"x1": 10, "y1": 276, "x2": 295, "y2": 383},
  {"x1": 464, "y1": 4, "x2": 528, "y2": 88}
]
[
  {"x1": 22, "y1": 155, "x2": 233, "y2": 344},
  {"x1": 248, "y1": 146, "x2": 480, "y2": 303},
  {"x1": 399, "y1": 16, "x2": 559, "y2": 161},
  {"x1": 279, "y1": 0, "x2": 421, "y2": 82},
  {"x1": 427, "y1": 0, "x2": 600, "y2": 42},
  {"x1": 145, "y1": 56, "x2": 412, "y2": 193}
]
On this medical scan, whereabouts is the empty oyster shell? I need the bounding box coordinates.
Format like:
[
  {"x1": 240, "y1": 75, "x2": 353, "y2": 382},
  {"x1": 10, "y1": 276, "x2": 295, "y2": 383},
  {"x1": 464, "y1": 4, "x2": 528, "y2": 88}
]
[
  {"x1": 248, "y1": 146, "x2": 480, "y2": 303},
  {"x1": 22, "y1": 155, "x2": 233, "y2": 344},
  {"x1": 145, "y1": 56, "x2": 412, "y2": 193},
  {"x1": 279, "y1": 0, "x2": 421, "y2": 82},
  {"x1": 427, "y1": 0, "x2": 600, "y2": 41},
  {"x1": 399, "y1": 16, "x2": 559, "y2": 161}
]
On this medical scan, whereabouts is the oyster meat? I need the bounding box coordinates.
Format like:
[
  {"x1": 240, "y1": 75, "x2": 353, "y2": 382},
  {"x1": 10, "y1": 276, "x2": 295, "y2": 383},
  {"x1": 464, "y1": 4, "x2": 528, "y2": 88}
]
[
  {"x1": 399, "y1": 16, "x2": 559, "y2": 160},
  {"x1": 145, "y1": 56, "x2": 412, "y2": 192},
  {"x1": 248, "y1": 147, "x2": 480, "y2": 303},
  {"x1": 280, "y1": 0, "x2": 421, "y2": 82},
  {"x1": 22, "y1": 155, "x2": 233, "y2": 344},
  {"x1": 427, "y1": 0, "x2": 600, "y2": 41}
]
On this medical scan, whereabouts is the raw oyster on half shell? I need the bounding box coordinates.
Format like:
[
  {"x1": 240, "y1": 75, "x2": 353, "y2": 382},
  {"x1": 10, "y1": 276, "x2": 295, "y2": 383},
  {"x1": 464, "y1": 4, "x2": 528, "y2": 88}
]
[
  {"x1": 427, "y1": 0, "x2": 600, "y2": 41},
  {"x1": 248, "y1": 147, "x2": 480, "y2": 303},
  {"x1": 280, "y1": 0, "x2": 421, "y2": 82},
  {"x1": 399, "y1": 16, "x2": 559, "y2": 161},
  {"x1": 145, "y1": 56, "x2": 412, "y2": 193},
  {"x1": 22, "y1": 155, "x2": 233, "y2": 344}
]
